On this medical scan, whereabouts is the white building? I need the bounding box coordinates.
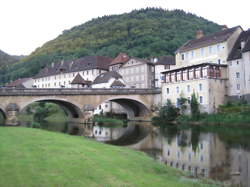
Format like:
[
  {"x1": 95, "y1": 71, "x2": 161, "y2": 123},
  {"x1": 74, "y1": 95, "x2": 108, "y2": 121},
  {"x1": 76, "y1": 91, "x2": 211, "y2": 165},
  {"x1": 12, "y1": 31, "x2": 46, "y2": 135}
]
[
  {"x1": 161, "y1": 26, "x2": 242, "y2": 113},
  {"x1": 92, "y1": 71, "x2": 126, "y2": 115},
  {"x1": 33, "y1": 56, "x2": 113, "y2": 88},
  {"x1": 154, "y1": 56, "x2": 175, "y2": 88},
  {"x1": 227, "y1": 30, "x2": 250, "y2": 102}
]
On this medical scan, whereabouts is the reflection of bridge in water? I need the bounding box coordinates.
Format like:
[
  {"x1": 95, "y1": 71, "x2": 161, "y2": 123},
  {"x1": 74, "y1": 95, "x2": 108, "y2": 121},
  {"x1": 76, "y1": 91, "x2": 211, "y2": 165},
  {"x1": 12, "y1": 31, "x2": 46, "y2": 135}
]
[{"x1": 0, "y1": 88, "x2": 160, "y2": 125}]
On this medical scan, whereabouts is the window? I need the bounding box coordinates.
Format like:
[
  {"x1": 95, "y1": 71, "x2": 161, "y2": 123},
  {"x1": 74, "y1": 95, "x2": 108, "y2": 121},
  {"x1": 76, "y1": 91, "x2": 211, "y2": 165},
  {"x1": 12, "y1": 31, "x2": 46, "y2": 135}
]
[
  {"x1": 199, "y1": 96, "x2": 203, "y2": 103},
  {"x1": 187, "y1": 85, "x2": 190, "y2": 92},
  {"x1": 237, "y1": 61, "x2": 239, "y2": 65},
  {"x1": 200, "y1": 155, "x2": 204, "y2": 162},
  {"x1": 176, "y1": 86, "x2": 179, "y2": 93},
  {"x1": 209, "y1": 46, "x2": 212, "y2": 54},
  {"x1": 217, "y1": 44, "x2": 220, "y2": 52},
  {"x1": 199, "y1": 83, "x2": 202, "y2": 91},
  {"x1": 201, "y1": 48, "x2": 204, "y2": 56},
  {"x1": 236, "y1": 72, "x2": 240, "y2": 78},
  {"x1": 166, "y1": 88, "x2": 169, "y2": 94},
  {"x1": 191, "y1": 51, "x2": 194, "y2": 58},
  {"x1": 181, "y1": 54, "x2": 185, "y2": 60},
  {"x1": 188, "y1": 153, "x2": 192, "y2": 161},
  {"x1": 218, "y1": 59, "x2": 221, "y2": 64},
  {"x1": 237, "y1": 84, "x2": 240, "y2": 90}
]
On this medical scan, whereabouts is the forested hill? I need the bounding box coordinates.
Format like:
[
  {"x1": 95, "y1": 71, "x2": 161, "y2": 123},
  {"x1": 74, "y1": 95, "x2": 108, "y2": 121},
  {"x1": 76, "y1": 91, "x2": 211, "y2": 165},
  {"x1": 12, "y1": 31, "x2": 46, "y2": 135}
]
[
  {"x1": 0, "y1": 50, "x2": 25, "y2": 78},
  {"x1": 0, "y1": 8, "x2": 222, "y2": 84},
  {"x1": 0, "y1": 50, "x2": 24, "y2": 66}
]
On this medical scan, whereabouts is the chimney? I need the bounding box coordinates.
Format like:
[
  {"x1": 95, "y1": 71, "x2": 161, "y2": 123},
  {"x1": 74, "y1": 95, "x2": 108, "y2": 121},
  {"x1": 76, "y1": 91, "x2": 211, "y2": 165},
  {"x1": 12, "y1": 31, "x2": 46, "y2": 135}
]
[
  {"x1": 196, "y1": 30, "x2": 204, "y2": 39},
  {"x1": 222, "y1": 25, "x2": 228, "y2": 30},
  {"x1": 241, "y1": 41, "x2": 246, "y2": 50}
]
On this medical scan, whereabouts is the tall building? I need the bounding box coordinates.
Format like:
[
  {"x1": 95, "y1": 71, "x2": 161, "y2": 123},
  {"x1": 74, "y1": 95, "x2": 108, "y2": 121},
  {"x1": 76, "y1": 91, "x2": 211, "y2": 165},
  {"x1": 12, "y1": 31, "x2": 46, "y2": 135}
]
[
  {"x1": 110, "y1": 53, "x2": 155, "y2": 88},
  {"x1": 227, "y1": 30, "x2": 250, "y2": 101},
  {"x1": 161, "y1": 26, "x2": 243, "y2": 113}
]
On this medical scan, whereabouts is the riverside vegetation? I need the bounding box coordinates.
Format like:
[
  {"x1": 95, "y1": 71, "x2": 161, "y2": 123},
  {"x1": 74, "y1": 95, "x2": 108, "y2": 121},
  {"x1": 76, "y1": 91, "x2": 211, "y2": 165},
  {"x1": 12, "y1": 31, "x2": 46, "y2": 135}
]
[
  {"x1": 0, "y1": 127, "x2": 220, "y2": 187},
  {"x1": 153, "y1": 93, "x2": 250, "y2": 126}
]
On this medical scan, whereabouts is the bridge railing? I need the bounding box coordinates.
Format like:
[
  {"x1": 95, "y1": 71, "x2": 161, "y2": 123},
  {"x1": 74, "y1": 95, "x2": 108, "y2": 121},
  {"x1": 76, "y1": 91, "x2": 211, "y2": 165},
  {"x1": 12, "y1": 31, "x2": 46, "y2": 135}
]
[{"x1": 0, "y1": 87, "x2": 161, "y2": 96}]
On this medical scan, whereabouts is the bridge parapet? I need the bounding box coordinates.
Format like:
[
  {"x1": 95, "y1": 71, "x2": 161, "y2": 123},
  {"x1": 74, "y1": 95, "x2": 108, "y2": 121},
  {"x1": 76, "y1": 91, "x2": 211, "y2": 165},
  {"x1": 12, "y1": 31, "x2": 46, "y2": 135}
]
[{"x1": 0, "y1": 88, "x2": 161, "y2": 96}]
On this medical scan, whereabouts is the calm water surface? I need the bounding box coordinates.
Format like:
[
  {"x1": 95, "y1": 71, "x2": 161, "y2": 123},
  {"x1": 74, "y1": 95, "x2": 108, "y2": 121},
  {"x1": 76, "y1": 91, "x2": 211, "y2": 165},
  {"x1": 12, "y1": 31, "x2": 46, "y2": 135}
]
[{"x1": 23, "y1": 121, "x2": 250, "y2": 187}]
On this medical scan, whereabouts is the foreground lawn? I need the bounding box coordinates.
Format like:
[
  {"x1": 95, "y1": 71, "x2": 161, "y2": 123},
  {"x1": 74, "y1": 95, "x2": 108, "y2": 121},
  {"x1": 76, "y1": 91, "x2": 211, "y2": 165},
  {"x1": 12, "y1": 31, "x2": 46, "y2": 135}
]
[{"x1": 0, "y1": 127, "x2": 217, "y2": 187}]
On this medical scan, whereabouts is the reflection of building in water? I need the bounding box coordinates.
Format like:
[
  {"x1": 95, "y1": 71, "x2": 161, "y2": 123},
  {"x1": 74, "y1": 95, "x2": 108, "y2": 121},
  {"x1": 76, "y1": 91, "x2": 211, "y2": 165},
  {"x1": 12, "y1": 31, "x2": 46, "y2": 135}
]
[
  {"x1": 130, "y1": 130, "x2": 228, "y2": 178},
  {"x1": 162, "y1": 132, "x2": 228, "y2": 178},
  {"x1": 93, "y1": 125, "x2": 131, "y2": 142},
  {"x1": 230, "y1": 148, "x2": 250, "y2": 187}
]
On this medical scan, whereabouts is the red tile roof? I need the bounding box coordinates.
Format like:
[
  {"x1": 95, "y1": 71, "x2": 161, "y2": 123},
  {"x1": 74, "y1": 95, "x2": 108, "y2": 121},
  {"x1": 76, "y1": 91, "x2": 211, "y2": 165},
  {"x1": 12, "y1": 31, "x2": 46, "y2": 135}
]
[{"x1": 110, "y1": 53, "x2": 130, "y2": 66}]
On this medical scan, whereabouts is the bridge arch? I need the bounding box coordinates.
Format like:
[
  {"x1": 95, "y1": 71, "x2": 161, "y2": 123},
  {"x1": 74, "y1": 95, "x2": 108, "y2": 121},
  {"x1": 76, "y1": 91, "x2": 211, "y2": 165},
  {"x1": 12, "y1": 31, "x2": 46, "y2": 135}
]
[
  {"x1": 0, "y1": 107, "x2": 6, "y2": 124},
  {"x1": 21, "y1": 98, "x2": 83, "y2": 119},
  {"x1": 100, "y1": 96, "x2": 151, "y2": 118}
]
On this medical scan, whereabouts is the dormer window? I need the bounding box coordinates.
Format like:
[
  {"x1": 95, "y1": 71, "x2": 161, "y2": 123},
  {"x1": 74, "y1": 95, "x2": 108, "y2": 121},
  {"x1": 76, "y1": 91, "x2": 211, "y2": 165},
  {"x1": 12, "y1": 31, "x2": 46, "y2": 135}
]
[{"x1": 181, "y1": 54, "x2": 185, "y2": 60}]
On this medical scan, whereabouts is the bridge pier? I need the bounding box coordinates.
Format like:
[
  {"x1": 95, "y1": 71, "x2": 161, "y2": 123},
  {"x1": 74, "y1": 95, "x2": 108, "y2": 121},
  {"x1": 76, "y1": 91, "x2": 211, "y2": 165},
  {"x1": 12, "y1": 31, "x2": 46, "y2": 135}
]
[{"x1": 5, "y1": 103, "x2": 19, "y2": 126}]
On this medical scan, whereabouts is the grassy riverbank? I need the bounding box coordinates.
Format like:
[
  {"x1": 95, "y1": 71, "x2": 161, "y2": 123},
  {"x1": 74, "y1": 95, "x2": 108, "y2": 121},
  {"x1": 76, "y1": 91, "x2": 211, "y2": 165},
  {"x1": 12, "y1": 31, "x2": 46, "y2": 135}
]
[
  {"x1": 0, "y1": 127, "x2": 219, "y2": 187},
  {"x1": 93, "y1": 115, "x2": 125, "y2": 127}
]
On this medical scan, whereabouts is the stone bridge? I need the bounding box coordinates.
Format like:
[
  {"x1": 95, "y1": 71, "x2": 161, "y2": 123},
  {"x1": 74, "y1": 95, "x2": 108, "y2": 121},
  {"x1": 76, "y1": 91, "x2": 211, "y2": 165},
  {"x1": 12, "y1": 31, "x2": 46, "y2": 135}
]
[{"x1": 0, "y1": 88, "x2": 161, "y2": 125}]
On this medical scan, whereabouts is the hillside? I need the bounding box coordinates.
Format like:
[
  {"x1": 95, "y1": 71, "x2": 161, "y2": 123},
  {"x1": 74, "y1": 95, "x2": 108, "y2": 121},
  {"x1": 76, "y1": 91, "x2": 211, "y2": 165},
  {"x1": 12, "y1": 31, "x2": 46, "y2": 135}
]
[
  {"x1": 0, "y1": 127, "x2": 218, "y2": 187},
  {"x1": 0, "y1": 8, "x2": 222, "y2": 84},
  {"x1": 0, "y1": 50, "x2": 25, "y2": 83}
]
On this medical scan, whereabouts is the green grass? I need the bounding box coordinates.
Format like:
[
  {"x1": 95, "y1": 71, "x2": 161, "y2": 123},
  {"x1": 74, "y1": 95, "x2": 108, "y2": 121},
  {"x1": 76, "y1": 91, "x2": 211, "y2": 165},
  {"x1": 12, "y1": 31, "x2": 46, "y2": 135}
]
[
  {"x1": 93, "y1": 116, "x2": 124, "y2": 127},
  {"x1": 0, "y1": 127, "x2": 218, "y2": 187}
]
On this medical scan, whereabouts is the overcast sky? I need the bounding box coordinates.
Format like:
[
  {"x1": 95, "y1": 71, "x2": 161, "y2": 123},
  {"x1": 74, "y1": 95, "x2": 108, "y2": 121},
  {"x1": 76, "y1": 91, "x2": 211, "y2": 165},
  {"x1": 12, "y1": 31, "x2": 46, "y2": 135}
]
[{"x1": 1, "y1": 0, "x2": 249, "y2": 56}]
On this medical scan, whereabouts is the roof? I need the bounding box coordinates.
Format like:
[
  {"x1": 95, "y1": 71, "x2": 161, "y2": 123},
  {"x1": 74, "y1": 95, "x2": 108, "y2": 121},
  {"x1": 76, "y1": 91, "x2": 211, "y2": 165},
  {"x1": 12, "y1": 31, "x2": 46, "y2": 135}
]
[
  {"x1": 155, "y1": 56, "x2": 175, "y2": 65},
  {"x1": 177, "y1": 26, "x2": 241, "y2": 53},
  {"x1": 5, "y1": 78, "x2": 32, "y2": 88},
  {"x1": 228, "y1": 30, "x2": 250, "y2": 61},
  {"x1": 110, "y1": 53, "x2": 130, "y2": 66},
  {"x1": 70, "y1": 73, "x2": 91, "y2": 85},
  {"x1": 34, "y1": 56, "x2": 113, "y2": 78},
  {"x1": 93, "y1": 71, "x2": 122, "y2": 84},
  {"x1": 161, "y1": 62, "x2": 227, "y2": 74},
  {"x1": 242, "y1": 37, "x2": 250, "y2": 53},
  {"x1": 111, "y1": 80, "x2": 125, "y2": 87}
]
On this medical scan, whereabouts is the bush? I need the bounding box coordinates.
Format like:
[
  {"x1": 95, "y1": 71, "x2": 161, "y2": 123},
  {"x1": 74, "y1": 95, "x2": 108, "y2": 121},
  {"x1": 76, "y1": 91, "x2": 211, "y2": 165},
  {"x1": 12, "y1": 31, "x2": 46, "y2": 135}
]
[{"x1": 31, "y1": 122, "x2": 41, "y2": 128}]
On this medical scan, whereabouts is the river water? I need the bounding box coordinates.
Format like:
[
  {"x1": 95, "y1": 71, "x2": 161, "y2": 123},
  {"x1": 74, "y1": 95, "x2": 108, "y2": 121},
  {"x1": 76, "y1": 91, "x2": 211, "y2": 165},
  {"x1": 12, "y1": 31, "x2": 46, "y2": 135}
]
[{"x1": 23, "y1": 121, "x2": 250, "y2": 187}]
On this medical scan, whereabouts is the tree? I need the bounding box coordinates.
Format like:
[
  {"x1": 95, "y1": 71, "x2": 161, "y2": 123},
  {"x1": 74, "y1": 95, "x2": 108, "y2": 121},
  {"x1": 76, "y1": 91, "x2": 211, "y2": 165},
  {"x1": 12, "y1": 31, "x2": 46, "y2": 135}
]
[
  {"x1": 33, "y1": 102, "x2": 50, "y2": 123},
  {"x1": 190, "y1": 93, "x2": 200, "y2": 119},
  {"x1": 178, "y1": 93, "x2": 188, "y2": 115}
]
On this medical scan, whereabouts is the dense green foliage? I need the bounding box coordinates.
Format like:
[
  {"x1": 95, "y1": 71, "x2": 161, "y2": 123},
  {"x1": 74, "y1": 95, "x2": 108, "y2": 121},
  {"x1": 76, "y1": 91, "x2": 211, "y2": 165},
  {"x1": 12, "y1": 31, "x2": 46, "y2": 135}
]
[
  {"x1": 0, "y1": 127, "x2": 218, "y2": 187},
  {"x1": 152, "y1": 99, "x2": 179, "y2": 125},
  {"x1": 190, "y1": 93, "x2": 200, "y2": 120},
  {"x1": 0, "y1": 8, "x2": 221, "y2": 84}
]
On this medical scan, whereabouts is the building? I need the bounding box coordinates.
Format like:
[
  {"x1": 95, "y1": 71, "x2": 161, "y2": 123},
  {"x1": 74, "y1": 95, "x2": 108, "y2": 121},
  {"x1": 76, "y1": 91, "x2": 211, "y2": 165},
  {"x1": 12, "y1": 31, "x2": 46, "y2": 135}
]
[
  {"x1": 5, "y1": 78, "x2": 34, "y2": 88},
  {"x1": 154, "y1": 56, "x2": 175, "y2": 88},
  {"x1": 227, "y1": 30, "x2": 250, "y2": 101},
  {"x1": 92, "y1": 71, "x2": 126, "y2": 88},
  {"x1": 92, "y1": 71, "x2": 126, "y2": 115},
  {"x1": 161, "y1": 26, "x2": 243, "y2": 113},
  {"x1": 109, "y1": 53, "x2": 155, "y2": 88},
  {"x1": 33, "y1": 56, "x2": 113, "y2": 88}
]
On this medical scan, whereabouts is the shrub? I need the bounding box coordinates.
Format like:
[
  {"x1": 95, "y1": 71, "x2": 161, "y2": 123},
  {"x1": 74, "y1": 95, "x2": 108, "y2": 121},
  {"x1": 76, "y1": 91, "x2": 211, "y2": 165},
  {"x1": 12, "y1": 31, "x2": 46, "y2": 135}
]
[{"x1": 31, "y1": 122, "x2": 41, "y2": 128}]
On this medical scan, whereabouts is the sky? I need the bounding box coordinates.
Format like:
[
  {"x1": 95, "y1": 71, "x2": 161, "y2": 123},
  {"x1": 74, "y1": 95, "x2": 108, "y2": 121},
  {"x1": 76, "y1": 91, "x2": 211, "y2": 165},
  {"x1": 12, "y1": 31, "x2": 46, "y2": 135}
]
[{"x1": 1, "y1": 0, "x2": 249, "y2": 56}]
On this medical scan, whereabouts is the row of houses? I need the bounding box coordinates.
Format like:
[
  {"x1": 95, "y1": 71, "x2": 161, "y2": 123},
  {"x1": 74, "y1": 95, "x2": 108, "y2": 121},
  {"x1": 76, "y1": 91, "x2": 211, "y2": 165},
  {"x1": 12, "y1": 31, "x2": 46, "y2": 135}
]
[{"x1": 6, "y1": 25, "x2": 250, "y2": 114}]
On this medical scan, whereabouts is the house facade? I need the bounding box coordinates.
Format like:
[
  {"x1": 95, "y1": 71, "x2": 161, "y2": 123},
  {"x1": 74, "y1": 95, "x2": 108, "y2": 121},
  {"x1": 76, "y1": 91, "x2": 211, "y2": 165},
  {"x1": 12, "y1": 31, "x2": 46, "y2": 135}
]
[
  {"x1": 33, "y1": 56, "x2": 113, "y2": 88},
  {"x1": 227, "y1": 30, "x2": 250, "y2": 101},
  {"x1": 154, "y1": 56, "x2": 175, "y2": 88},
  {"x1": 109, "y1": 53, "x2": 155, "y2": 88},
  {"x1": 161, "y1": 26, "x2": 243, "y2": 113}
]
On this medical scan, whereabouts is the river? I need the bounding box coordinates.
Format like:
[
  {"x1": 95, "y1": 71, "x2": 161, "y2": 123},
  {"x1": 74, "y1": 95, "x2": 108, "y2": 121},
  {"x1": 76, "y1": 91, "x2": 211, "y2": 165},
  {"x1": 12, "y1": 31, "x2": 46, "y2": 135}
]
[{"x1": 22, "y1": 121, "x2": 250, "y2": 187}]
